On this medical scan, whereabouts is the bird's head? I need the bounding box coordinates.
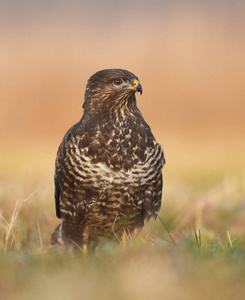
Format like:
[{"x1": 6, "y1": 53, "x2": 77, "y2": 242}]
[{"x1": 83, "y1": 69, "x2": 142, "y2": 112}]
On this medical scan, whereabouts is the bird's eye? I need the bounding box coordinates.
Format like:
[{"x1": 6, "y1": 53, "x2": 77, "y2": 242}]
[{"x1": 114, "y1": 79, "x2": 123, "y2": 86}]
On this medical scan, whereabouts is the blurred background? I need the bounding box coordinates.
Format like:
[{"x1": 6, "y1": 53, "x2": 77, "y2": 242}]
[
  {"x1": 0, "y1": 0, "x2": 245, "y2": 233},
  {"x1": 1, "y1": 1, "x2": 245, "y2": 299}
]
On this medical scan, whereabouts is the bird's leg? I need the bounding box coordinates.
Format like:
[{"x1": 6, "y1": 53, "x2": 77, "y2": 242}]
[
  {"x1": 82, "y1": 243, "x2": 87, "y2": 255},
  {"x1": 121, "y1": 231, "x2": 127, "y2": 245},
  {"x1": 82, "y1": 226, "x2": 89, "y2": 255}
]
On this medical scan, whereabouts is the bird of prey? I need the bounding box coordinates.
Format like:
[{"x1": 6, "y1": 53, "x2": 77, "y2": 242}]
[{"x1": 51, "y1": 69, "x2": 165, "y2": 250}]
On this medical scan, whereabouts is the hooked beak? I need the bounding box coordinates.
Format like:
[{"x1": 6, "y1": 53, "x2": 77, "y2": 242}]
[
  {"x1": 122, "y1": 79, "x2": 143, "y2": 95},
  {"x1": 132, "y1": 79, "x2": 143, "y2": 95}
]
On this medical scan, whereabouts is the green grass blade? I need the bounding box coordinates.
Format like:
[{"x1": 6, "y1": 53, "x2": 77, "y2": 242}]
[{"x1": 158, "y1": 216, "x2": 176, "y2": 245}]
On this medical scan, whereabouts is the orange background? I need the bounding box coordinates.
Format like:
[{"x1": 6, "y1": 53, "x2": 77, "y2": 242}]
[{"x1": 1, "y1": 1, "x2": 245, "y2": 184}]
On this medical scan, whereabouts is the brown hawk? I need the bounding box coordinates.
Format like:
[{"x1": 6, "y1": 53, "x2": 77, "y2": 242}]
[{"x1": 51, "y1": 69, "x2": 165, "y2": 250}]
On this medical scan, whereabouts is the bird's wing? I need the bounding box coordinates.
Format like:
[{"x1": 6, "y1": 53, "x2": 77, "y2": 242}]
[
  {"x1": 147, "y1": 142, "x2": 165, "y2": 220},
  {"x1": 54, "y1": 120, "x2": 83, "y2": 219},
  {"x1": 54, "y1": 170, "x2": 61, "y2": 218}
]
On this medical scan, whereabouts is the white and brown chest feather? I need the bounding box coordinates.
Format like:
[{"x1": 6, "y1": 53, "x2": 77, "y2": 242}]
[{"x1": 57, "y1": 114, "x2": 164, "y2": 220}]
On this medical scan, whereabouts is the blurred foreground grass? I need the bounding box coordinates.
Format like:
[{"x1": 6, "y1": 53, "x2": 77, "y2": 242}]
[{"x1": 0, "y1": 143, "x2": 245, "y2": 300}]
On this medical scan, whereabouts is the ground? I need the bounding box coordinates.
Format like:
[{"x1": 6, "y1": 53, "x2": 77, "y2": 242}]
[{"x1": 0, "y1": 142, "x2": 245, "y2": 300}]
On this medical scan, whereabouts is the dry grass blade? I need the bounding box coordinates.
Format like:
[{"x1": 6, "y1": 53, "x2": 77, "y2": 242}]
[
  {"x1": 70, "y1": 240, "x2": 84, "y2": 252},
  {"x1": 4, "y1": 191, "x2": 36, "y2": 253},
  {"x1": 36, "y1": 220, "x2": 43, "y2": 249},
  {"x1": 217, "y1": 233, "x2": 224, "y2": 249},
  {"x1": 0, "y1": 214, "x2": 10, "y2": 250},
  {"x1": 227, "y1": 231, "x2": 233, "y2": 248}
]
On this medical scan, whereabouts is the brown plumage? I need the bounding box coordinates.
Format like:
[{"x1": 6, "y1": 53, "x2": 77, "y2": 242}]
[{"x1": 51, "y1": 69, "x2": 165, "y2": 249}]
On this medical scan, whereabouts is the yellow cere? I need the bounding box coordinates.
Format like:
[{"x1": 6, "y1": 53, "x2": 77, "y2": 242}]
[{"x1": 132, "y1": 79, "x2": 139, "y2": 87}]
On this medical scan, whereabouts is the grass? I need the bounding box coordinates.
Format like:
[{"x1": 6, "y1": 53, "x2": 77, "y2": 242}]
[{"x1": 0, "y1": 144, "x2": 245, "y2": 300}]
